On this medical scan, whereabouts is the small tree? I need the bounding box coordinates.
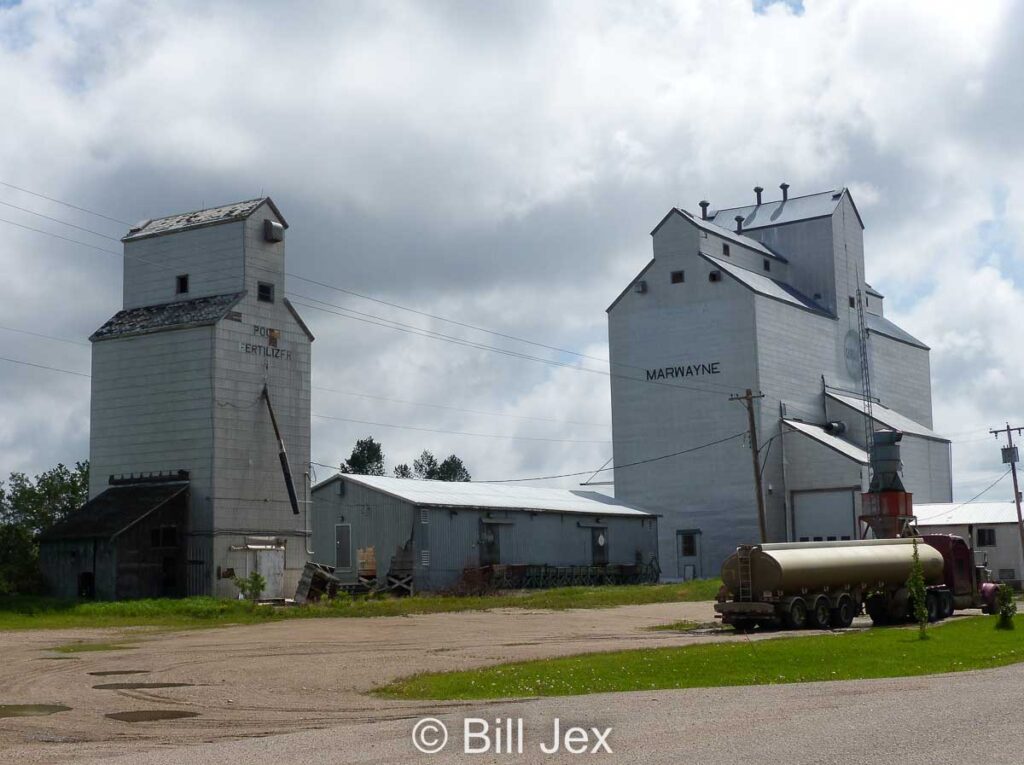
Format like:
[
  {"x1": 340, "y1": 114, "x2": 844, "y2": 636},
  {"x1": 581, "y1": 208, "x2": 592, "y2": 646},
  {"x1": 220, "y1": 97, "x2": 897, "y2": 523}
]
[
  {"x1": 412, "y1": 450, "x2": 439, "y2": 479},
  {"x1": 995, "y1": 583, "x2": 1017, "y2": 630},
  {"x1": 393, "y1": 463, "x2": 413, "y2": 479},
  {"x1": 435, "y1": 455, "x2": 471, "y2": 482},
  {"x1": 907, "y1": 538, "x2": 928, "y2": 639},
  {"x1": 232, "y1": 571, "x2": 266, "y2": 605},
  {"x1": 340, "y1": 437, "x2": 385, "y2": 476}
]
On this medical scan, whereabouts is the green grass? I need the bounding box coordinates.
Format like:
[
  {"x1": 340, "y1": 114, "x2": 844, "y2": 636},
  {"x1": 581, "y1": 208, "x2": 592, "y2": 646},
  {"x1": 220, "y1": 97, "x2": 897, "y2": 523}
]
[
  {"x1": 50, "y1": 641, "x2": 137, "y2": 653},
  {"x1": 378, "y1": 615, "x2": 1024, "y2": 700},
  {"x1": 0, "y1": 580, "x2": 720, "y2": 631}
]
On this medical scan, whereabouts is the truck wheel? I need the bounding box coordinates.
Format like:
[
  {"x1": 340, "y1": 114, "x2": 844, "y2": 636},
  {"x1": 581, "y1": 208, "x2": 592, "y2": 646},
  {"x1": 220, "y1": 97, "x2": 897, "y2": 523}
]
[
  {"x1": 830, "y1": 596, "x2": 855, "y2": 628},
  {"x1": 784, "y1": 598, "x2": 808, "y2": 629},
  {"x1": 808, "y1": 596, "x2": 832, "y2": 630},
  {"x1": 866, "y1": 594, "x2": 889, "y2": 626},
  {"x1": 732, "y1": 619, "x2": 755, "y2": 633},
  {"x1": 941, "y1": 591, "x2": 954, "y2": 619},
  {"x1": 925, "y1": 592, "x2": 940, "y2": 623}
]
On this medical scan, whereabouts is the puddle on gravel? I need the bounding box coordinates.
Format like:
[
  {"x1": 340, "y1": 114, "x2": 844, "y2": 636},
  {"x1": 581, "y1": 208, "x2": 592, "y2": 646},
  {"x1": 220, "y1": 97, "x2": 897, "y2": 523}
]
[
  {"x1": 0, "y1": 704, "x2": 72, "y2": 718},
  {"x1": 105, "y1": 710, "x2": 200, "y2": 723},
  {"x1": 88, "y1": 670, "x2": 151, "y2": 677},
  {"x1": 93, "y1": 682, "x2": 193, "y2": 690}
]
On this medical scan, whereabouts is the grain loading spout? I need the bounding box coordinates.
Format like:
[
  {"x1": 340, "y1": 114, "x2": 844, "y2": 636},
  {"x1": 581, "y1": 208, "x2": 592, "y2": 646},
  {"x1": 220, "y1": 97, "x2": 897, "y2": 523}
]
[
  {"x1": 262, "y1": 384, "x2": 300, "y2": 515},
  {"x1": 859, "y1": 430, "x2": 915, "y2": 539}
]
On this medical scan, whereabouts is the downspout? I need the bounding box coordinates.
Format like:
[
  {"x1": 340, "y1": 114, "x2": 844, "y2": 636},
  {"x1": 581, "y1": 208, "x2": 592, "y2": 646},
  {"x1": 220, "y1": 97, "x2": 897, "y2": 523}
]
[
  {"x1": 304, "y1": 470, "x2": 314, "y2": 555},
  {"x1": 779, "y1": 402, "x2": 792, "y2": 542}
]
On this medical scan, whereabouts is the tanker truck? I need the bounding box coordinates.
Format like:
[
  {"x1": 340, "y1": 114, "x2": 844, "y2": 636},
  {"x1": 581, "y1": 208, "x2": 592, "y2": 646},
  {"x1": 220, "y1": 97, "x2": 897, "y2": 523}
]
[{"x1": 714, "y1": 536, "x2": 998, "y2": 631}]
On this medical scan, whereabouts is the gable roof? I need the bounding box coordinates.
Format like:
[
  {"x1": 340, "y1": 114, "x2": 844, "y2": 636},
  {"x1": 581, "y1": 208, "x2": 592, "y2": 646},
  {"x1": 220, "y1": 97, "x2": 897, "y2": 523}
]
[
  {"x1": 709, "y1": 188, "x2": 863, "y2": 231},
  {"x1": 122, "y1": 197, "x2": 286, "y2": 242},
  {"x1": 652, "y1": 207, "x2": 784, "y2": 260},
  {"x1": 91, "y1": 292, "x2": 244, "y2": 341},
  {"x1": 866, "y1": 313, "x2": 928, "y2": 350},
  {"x1": 39, "y1": 481, "x2": 188, "y2": 542},
  {"x1": 314, "y1": 474, "x2": 655, "y2": 518},
  {"x1": 700, "y1": 253, "x2": 831, "y2": 317},
  {"x1": 783, "y1": 419, "x2": 869, "y2": 464},
  {"x1": 915, "y1": 501, "x2": 1021, "y2": 526},
  {"x1": 826, "y1": 391, "x2": 946, "y2": 441}
]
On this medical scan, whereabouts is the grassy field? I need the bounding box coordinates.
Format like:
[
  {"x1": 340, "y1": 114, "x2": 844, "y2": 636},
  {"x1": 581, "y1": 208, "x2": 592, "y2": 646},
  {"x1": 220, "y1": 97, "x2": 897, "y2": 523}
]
[
  {"x1": 378, "y1": 615, "x2": 1023, "y2": 700},
  {"x1": 0, "y1": 579, "x2": 720, "y2": 631}
]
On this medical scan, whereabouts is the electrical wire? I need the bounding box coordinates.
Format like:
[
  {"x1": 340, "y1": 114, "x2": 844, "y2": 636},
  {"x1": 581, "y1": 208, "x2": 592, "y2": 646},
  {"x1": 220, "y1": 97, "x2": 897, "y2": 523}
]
[
  {"x1": 0, "y1": 355, "x2": 91, "y2": 378},
  {"x1": 0, "y1": 325, "x2": 90, "y2": 347},
  {"x1": 473, "y1": 431, "x2": 747, "y2": 483},
  {"x1": 0, "y1": 180, "x2": 133, "y2": 225},
  {"x1": 913, "y1": 468, "x2": 1012, "y2": 523},
  {"x1": 0, "y1": 199, "x2": 122, "y2": 241}
]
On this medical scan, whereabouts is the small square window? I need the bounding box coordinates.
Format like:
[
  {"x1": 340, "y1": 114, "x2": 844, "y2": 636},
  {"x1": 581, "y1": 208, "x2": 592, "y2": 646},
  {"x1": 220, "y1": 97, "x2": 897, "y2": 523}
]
[
  {"x1": 849, "y1": 296, "x2": 856, "y2": 308},
  {"x1": 258, "y1": 282, "x2": 275, "y2": 303},
  {"x1": 722, "y1": 243, "x2": 731, "y2": 256},
  {"x1": 763, "y1": 259, "x2": 771, "y2": 272},
  {"x1": 176, "y1": 274, "x2": 189, "y2": 294},
  {"x1": 670, "y1": 270, "x2": 685, "y2": 284},
  {"x1": 977, "y1": 528, "x2": 997, "y2": 547}
]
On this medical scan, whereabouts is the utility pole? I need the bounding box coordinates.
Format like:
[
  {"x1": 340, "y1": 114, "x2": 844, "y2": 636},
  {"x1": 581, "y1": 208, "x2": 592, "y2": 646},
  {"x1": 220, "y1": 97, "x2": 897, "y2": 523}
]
[
  {"x1": 990, "y1": 423, "x2": 1024, "y2": 564},
  {"x1": 731, "y1": 388, "x2": 768, "y2": 543}
]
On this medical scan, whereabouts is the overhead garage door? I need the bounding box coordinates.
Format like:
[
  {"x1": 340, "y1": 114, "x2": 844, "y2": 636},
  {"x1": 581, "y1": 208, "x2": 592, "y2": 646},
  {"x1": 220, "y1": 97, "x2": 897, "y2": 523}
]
[{"x1": 792, "y1": 490, "x2": 856, "y2": 542}]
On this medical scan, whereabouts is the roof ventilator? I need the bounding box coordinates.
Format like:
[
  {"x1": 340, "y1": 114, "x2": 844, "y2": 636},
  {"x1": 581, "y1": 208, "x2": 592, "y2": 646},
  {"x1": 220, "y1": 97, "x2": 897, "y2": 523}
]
[
  {"x1": 754, "y1": 186, "x2": 763, "y2": 205},
  {"x1": 734, "y1": 215, "x2": 744, "y2": 234},
  {"x1": 698, "y1": 200, "x2": 710, "y2": 220},
  {"x1": 780, "y1": 182, "x2": 790, "y2": 202}
]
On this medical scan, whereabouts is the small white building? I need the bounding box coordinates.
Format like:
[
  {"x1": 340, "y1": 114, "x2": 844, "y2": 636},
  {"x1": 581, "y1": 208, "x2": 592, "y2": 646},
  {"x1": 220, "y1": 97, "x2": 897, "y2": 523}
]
[{"x1": 915, "y1": 502, "x2": 1024, "y2": 589}]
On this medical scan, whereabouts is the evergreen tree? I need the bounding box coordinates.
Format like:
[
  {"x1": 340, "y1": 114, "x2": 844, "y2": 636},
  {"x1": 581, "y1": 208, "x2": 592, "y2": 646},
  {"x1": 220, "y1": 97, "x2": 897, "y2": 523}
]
[{"x1": 339, "y1": 437, "x2": 385, "y2": 476}]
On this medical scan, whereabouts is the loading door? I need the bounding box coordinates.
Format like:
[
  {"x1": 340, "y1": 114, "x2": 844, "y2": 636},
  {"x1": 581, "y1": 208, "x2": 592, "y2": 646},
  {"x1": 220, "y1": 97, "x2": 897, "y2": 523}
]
[
  {"x1": 792, "y1": 490, "x2": 856, "y2": 542},
  {"x1": 676, "y1": 529, "x2": 701, "y2": 580},
  {"x1": 480, "y1": 522, "x2": 501, "y2": 566},
  {"x1": 255, "y1": 548, "x2": 285, "y2": 599},
  {"x1": 591, "y1": 528, "x2": 608, "y2": 566}
]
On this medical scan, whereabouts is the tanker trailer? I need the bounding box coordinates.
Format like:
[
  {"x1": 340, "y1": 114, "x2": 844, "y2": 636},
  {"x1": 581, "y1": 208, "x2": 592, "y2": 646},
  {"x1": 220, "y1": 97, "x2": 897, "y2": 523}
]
[{"x1": 715, "y1": 538, "x2": 947, "y2": 630}]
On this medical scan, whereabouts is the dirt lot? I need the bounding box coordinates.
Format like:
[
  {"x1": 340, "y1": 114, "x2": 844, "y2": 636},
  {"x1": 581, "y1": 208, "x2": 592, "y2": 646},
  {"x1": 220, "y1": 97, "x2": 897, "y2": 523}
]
[{"x1": 0, "y1": 600, "x2": 747, "y2": 763}]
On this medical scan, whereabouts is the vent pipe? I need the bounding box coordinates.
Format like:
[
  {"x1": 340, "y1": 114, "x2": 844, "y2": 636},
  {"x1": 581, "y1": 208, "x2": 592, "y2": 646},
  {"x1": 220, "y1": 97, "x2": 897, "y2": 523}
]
[
  {"x1": 754, "y1": 186, "x2": 763, "y2": 205},
  {"x1": 780, "y1": 182, "x2": 790, "y2": 202},
  {"x1": 698, "y1": 200, "x2": 710, "y2": 220},
  {"x1": 734, "y1": 215, "x2": 744, "y2": 234}
]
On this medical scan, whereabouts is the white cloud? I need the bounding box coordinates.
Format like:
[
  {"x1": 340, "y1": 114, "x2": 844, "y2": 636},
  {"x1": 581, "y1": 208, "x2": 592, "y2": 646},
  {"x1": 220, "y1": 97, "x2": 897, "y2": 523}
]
[{"x1": 1, "y1": 0, "x2": 1022, "y2": 503}]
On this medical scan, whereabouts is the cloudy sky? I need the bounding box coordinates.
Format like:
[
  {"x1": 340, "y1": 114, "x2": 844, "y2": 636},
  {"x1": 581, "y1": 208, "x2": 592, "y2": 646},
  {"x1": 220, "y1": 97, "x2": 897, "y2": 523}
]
[{"x1": 1, "y1": 0, "x2": 1022, "y2": 501}]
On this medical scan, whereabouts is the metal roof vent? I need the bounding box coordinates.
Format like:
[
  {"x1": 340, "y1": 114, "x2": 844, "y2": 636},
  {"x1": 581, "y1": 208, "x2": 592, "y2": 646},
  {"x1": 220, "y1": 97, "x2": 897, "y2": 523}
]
[
  {"x1": 780, "y1": 182, "x2": 790, "y2": 202},
  {"x1": 734, "y1": 215, "x2": 744, "y2": 234},
  {"x1": 754, "y1": 186, "x2": 763, "y2": 205},
  {"x1": 264, "y1": 219, "x2": 285, "y2": 243},
  {"x1": 709, "y1": 270, "x2": 722, "y2": 283},
  {"x1": 698, "y1": 200, "x2": 710, "y2": 220}
]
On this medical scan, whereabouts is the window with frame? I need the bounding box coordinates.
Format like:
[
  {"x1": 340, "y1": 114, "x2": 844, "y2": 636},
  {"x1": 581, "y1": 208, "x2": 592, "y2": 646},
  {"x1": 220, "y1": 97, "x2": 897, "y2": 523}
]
[
  {"x1": 849, "y1": 296, "x2": 856, "y2": 308},
  {"x1": 977, "y1": 528, "x2": 997, "y2": 547},
  {"x1": 176, "y1": 274, "x2": 189, "y2": 294},
  {"x1": 257, "y1": 281, "x2": 275, "y2": 303},
  {"x1": 671, "y1": 270, "x2": 685, "y2": 284},
  {"x1": 722, "y1": 243, "x2": 731, "y2": 256},
  {"x1": 680, "y1": 532, "x2": 697, "y2": 558},
  {"x1": 763, "y1": 258, "x2": 771, "y2": 272}
]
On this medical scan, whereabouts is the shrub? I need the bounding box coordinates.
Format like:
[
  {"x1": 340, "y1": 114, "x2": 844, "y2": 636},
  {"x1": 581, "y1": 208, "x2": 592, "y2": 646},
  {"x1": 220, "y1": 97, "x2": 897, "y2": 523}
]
[
  {"x1": 907, "y1": 538, "x2": 928, "y2": 639},
  {"x1": 231, "y1": 572, "x2": 266, "y2": 605},
  {"x1": 995, "y1": 583, "x2": 1017, "y2": 630}
]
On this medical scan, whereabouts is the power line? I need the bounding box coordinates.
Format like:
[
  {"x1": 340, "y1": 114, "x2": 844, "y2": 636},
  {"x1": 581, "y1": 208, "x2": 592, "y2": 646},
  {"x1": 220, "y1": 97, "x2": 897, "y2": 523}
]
[
  {"x1": 914, "y1": 468, "x2": 1012, "y2": 523},
  {"x1": 0, "y1": 325, "x2": 90, "y2": 347},
  {"x1": 0, "y1": 354, "x2": 608, "y2": 444},
  {"x1": 0, "y1": 180, "x2": 133, "y2": 225},
  {"x1": 0, "y1": 200, "x2": 122, "y2": 241},
  {"x1": 0, "y1": 355, "x2": 91, "y2": 378},
  {"x1": 475, "y1": 431, "x2": 747, "y2": 483},
  {"x1": 0, "y1": 184, "x2": 740, "y2": 396},
  {"x1": 0, "y1": 216, "x2": 121, "y2": 255},
  {"x1": 311, "y1": 411, "x2": 609, "y2": 444},
  {"x1": 312, "y1": 384, "x2": 609, "y2": 428}
]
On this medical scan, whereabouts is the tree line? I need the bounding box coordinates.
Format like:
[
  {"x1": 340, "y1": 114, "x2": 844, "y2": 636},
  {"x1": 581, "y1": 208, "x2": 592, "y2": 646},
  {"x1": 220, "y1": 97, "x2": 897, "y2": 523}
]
[{"x1": 339, "y1": 436, "x2": 471, "y2": 481}]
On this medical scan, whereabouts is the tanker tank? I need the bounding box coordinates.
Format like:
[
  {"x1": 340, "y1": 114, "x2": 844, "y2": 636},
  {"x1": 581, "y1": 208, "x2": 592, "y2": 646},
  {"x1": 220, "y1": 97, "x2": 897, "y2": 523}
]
[{"x1": 721, "y1": 538, "x2": 944, "y2": 595}]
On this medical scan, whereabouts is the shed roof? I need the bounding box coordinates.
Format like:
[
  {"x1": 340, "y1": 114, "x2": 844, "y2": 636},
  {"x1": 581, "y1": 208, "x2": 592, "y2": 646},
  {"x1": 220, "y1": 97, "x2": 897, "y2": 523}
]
[
  {"x1": 783, "y1": 419, "x2": 869, "y2": 464},
  {"x1": 91, "y1": 292, "x2": 244, "y2": 341},
  {"x1": 709, "y1": 188, "x2": 862, "y2": 231},
  {"x1": 39, "y1": 481, "x2": 188, "y2": 542},
  {"x1": 122, "y1": 197, "x2": 286, "y2": 241},
  {"x1": 826, "y1": 391, "x2": 946, "y2": 441},
  {"x1": 866, "y1": 313, "x2": 928, "y2": 350},
  {"x1": 315, "y1": 474, "x2": 655, "y2": 517},
  {"x1": 914, "y1": 502, "x2": 1021, "y2": 526},
  {"x1": 700, "y1": 254, "x2": 830, "y2": 316}
]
